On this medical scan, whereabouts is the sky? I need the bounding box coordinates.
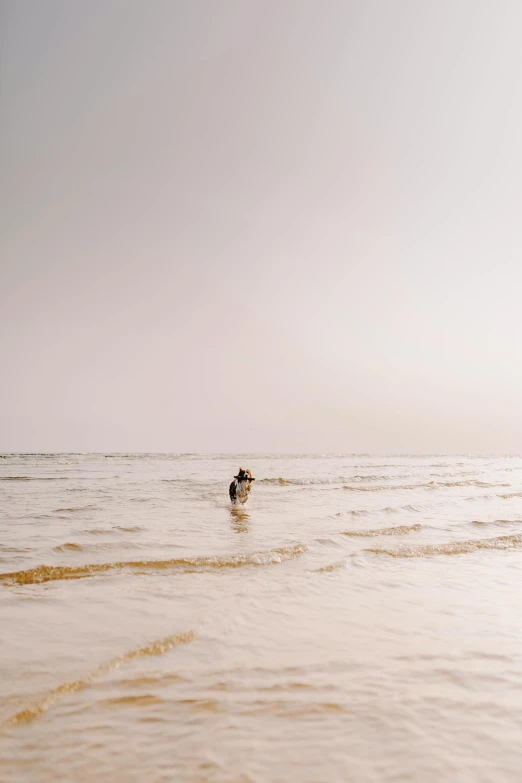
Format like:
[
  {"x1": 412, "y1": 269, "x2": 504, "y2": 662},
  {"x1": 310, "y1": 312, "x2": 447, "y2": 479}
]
[{"x1": 1, "y1": 0, "x2": 522, "y2": 453}]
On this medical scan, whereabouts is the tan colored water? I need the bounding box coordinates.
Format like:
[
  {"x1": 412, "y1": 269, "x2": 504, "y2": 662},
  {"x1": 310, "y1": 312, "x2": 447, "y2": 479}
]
[{"x1": 1, "y1": 454, "x2": 522, "y2": 782}]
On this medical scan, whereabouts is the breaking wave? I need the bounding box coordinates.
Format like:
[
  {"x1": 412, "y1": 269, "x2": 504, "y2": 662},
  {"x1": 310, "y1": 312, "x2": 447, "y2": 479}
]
[
  {"x1": 366, "y1": 533, "x2": 522, "y2": 558},
  {"x1": 0, "y1": 544, "x2": 308, "y2": 586}
]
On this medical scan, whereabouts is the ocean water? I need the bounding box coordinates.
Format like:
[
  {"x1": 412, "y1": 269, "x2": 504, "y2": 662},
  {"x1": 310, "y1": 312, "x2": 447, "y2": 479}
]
[{"x1": 1, "y1": 453, "x2": 522, "y2": 782}]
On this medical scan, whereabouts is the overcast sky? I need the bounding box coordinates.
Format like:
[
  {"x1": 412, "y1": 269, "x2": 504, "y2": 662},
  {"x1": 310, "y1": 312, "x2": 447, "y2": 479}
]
[{"x1": 1, "y1": 0, "x2": 522, "y2": 453}]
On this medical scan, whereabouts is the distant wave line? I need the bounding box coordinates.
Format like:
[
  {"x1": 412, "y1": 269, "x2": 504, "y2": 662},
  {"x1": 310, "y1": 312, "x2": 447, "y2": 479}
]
[
  {"x1": 343, "y1": 480, "x2": 509, "y2": 492},
  {"x1": 0, "y1": 476, "x2": 68, "y2": 482}
]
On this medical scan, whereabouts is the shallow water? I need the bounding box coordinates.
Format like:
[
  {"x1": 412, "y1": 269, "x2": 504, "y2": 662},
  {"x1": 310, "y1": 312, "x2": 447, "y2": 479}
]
[{"x1": 1, "y1": 453, "x2": 522, "y2": 782}]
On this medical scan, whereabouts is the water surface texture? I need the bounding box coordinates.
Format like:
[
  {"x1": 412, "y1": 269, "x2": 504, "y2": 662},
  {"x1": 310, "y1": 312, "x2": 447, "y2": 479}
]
[{"x1": 1, "y1": 454, "x2": 522, "y2": 782}]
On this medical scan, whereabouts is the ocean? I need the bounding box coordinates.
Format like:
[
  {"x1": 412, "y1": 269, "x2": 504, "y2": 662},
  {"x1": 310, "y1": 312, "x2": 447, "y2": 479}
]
[{"x1": 1, "y1": 453, "x2": 522, "y2": 782}]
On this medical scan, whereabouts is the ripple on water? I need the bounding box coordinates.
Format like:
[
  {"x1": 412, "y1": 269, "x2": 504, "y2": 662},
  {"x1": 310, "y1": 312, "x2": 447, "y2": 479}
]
[{"x1": 2, "y1": 631, "x2": 196, "y2": 727}]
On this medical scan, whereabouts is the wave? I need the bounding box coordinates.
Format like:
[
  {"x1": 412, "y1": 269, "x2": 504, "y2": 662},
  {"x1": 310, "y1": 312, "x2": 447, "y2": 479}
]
[
  {"x1": 343, "y1": 480, "x2": 508, "y2": 492},
  {"x1": 2, "y1": 631, "x2": 195, "y2": 727},
  {"x1": 342, "y1": 524, "x2": 421, "y2": 537},
  {"x1": 54, "y1": 541, "x2": 143, "y2": 554},
  {"x1": 349, "y1": 475, "x2": 403, "y2": 482},
  {"x1": 239, "y1": 700, "x2": 345, "y2": 717},
  {"x1": 436, "y1": 480, "x2": 509, "y2": 488},
  {"x1": 465, "y1": 493, "x2": 499, "y2": 502},
  {"x1": 83, "y1": 528, "x2": 115, "y2": 535},
  {"x1": 429, "y1": 471, "x2": 477, "y2": 477},
  {"x1": 259, "y1": 474, "x2": 406, "y2": 485},
  {"x1": 261, "y1": 477, "x2": 300, "y2": 485},
  {"x1": 471, "y1": 519, "x2": 522, "y2": 526},
  {"x1": 344, "y1": 483, "x2": 420, "y2": 492},
  {"x1": 499, "y1": 492, "x2": 522, "y2": 499},
  {"x1": 54, "y1": 505, "x2": 100, "y2": 513},
  {"x1": 366, "y1": 533, "x2": 522, "y2": 558},
  {"x1": 260, "y1": 477, "x2": 339, "y2": 485},
  {"x1": 336, "y1": 503, "x2": 429, "y2": 519},
  {"x1": 312, "y1": 560, "x2": 346, "y2": 572},
  {"x1": 314, "y1": 537, "x2": 339, "y2": 546},
  {"x1": 0, "y1": 476, "x2": 67, "y2": 481},
  {"x1": 53, "y1": 543, "x2": 83, "y2": 552},
  {"x1": 0, "y1": 544, "x2": 307, "y2": 586},
  {"x1": 383, "y1": 503, "x2": 429, "y2": 514}
]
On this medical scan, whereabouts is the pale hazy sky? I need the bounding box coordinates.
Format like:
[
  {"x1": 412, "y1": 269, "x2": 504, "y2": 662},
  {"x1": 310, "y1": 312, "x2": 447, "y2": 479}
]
[{"x1": 1, "y1": 0, "x2": 522, "y2": 453}]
